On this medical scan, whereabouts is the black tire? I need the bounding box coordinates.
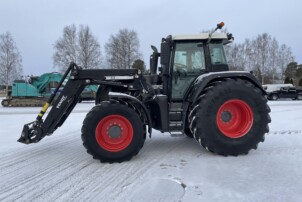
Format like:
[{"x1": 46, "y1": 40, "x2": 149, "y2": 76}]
[
  {"x1": 296, "y1": 94, "x2": 302, "y2": 100},
  {"x1": 184, "y1": 128, "x2": 193, "y2": 138},
  {"x1": 189, "y1": 78, "x2": 271, "y2": 156},
  {"x1": 1, "y1": 99, "x2": 9, "y2": 107},
  {"x1": 270, "y1": 94, "x2": 278, "y2": 101},
  {"x1": 81, "y1": 101, "x2": 146, "y2": 163}
]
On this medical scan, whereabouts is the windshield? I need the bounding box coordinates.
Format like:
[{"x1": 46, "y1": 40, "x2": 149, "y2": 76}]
[{"x1": 209, "y1": 43, "x2": 227, "y2": 65}]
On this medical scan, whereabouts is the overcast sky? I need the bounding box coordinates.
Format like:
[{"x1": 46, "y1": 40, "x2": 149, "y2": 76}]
[{"x1": 1, "y1": 0, "x2": 301, "y2": 75}]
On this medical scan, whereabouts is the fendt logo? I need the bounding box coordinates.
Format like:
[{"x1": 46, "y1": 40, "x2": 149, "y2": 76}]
[{"x1": 56, "y1": 95, "x2": 67, "y2": 109}]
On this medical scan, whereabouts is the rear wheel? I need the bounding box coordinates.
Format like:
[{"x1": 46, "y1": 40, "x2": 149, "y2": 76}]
[
  {"x1": 189, "y1": 78, "x2": 271, "y2": 156},
  {"x1": 296, "y1": 94, "x2": 302, "y2": 100},
  {"x1": 81, "y1": 102, "x2": 145, "y2": 163}
]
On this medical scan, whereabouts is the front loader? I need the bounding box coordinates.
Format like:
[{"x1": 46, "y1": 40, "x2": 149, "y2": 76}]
[{"x1": 19, "y1": 23, "x2": 271, "y2": 163}]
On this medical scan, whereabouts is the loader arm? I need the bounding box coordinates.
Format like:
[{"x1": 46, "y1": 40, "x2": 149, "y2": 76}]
[{"x1": 18, "y1": 62, "x2": 147, "y2": 144}]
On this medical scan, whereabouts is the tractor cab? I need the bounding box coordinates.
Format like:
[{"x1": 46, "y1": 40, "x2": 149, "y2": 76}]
[{"x1": 149, "y1": 23, "x2": 234, "y2": 102}]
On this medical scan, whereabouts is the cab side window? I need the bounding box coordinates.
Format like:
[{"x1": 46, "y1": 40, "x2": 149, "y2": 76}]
[{"x1": 209, "y1": 43, "x2": 227, "y2": 65}]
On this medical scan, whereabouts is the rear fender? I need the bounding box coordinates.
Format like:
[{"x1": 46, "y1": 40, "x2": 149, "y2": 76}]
[
  {"x1": 186, "y1": 71, "x2": 266, "y2": 103},
  {"x1": 183, "y1": 71, "x2": 266, "y2": 132}
]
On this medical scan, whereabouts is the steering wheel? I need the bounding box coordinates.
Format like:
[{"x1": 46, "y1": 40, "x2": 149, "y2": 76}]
[{"x1": 174, "y1": 63, "x2": 187, "y2": 75}]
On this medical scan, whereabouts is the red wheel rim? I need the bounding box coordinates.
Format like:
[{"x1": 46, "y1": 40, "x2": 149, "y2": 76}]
[
  {"x1": 216, "y1": 99, "x2": 253, "y2": 138},
  {"x1": 95, "y1": 115, "x2": 133, "y2": 152}
]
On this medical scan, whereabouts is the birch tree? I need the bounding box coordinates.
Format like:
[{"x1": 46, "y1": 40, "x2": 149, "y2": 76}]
[
  {"x1": 0, "y1": 32, "x2": 22, "y2": 94},
  {"x1": 225, "y1": 33, "x2": 295, "y2": 84},
  {"x1": 53, "y1": 25, "x2": 102, "y2": 72},
  {"x1": 105, "y1": 29, "x2": 142, "y2": 69}
]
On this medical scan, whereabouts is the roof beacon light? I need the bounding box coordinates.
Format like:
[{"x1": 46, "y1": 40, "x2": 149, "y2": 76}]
[
  {"x1": 207, "y1": 21, "x2": 225, "y2": 44},
  {"x1": 217, "y1": 22, "x2": 225, "y2": 30}
]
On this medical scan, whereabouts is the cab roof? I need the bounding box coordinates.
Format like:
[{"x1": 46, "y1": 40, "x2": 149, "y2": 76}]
[{"x1": 172, "y1": 32, "x2": 228, "y2": 41}]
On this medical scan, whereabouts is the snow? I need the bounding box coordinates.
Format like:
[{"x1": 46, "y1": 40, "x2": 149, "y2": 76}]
[{"x1": 1, "y1": 99, "x2": 302, "y2": 201}]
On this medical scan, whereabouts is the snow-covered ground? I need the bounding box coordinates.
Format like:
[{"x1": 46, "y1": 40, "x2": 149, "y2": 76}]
[{"x1": 1, "y1": 99, "x2": 302, "y2": 202}]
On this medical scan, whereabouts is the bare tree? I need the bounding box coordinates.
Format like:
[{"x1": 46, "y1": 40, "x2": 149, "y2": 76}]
[
  {"x1": 225, "y1": 33, "x2": 295, "y2": 84},
  {"x1": 78, "y1": 25, "x2": 102, "y2": 69},
  {"x1": 225, "y1": 43, "x2": 244, "y2": 70},
  {"x1": 53, "y1": 24, "x2": 102, "y2": 72},
  {"x1": 105, "y1": 28, "x2": 142, "y2": 69},
  {"x1": 53, "y1": 25, "x2": 77, "y2": 72},
  {"x1": 253, "y1": 33, "x2": 272, "y2": 84},
  {"x1": 278, "y1": 44, "x2": 294, "y2": 81},
  {"x1": 268, "y1": 38, "x2": 279, "y2": 83},
  {"x1": 0, "y1": 32, "x2": 22, "y2": 94}
]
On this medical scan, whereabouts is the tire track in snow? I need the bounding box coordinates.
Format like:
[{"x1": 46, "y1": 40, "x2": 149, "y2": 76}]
[
  {"x1": 267, "y1": 130, "x2": 302, "y2": 135},
  {"x1": 0, "y1": 133, "x2": 198, "y2": 202},
  {"x1": 260, "y1": 146, "x2": 302, "y2": 155},
  {"x1": 0, "y1": 129, "x2": 87, "y2": 201},
  {"x1": 0, "y1": 132, "x2": 86, "y2": 201},
  {"x1": 53, "y1": 136, "x2": 192, "y2": 202},
  {"x1": 260, "y1": 130, "x2": 302, "y2": 156},
  {"x1": 31, "y1": 136, "x2": 190, "y2": 201},
  {"x1": 0, "y1": 129, "x2": 79, "y2": 172}
]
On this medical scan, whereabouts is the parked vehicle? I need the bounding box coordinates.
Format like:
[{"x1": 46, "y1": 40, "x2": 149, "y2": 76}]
[
  {"x1": 262, "y1": 84, "x2": 293, "y2": 93},
  {"x1": 267, "y1": 86, "x2": 302, "y2": 100},
  {"x1": 78, "y1": 85, "x2": 97, "y2": 102},
  {"x1": 1, "y1": 73, "x2": 62, "y2": 107},
  {"x1": 2, "y1": 73, "x2": 98, "y2": 107}
]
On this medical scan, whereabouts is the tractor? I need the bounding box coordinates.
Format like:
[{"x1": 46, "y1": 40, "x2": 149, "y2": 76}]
[{"x1": 19, "y1": 23, "x2": 271, "y2": 163}]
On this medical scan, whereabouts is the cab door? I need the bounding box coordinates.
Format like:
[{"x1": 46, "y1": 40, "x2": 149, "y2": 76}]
[{"x1": 171, "y1": 42, "x2": 206, "y2": 101}]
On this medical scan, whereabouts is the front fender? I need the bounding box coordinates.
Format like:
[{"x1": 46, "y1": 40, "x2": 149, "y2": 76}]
[{"x1": 108, "y1": 92, "x2": 152, "y2": 137}]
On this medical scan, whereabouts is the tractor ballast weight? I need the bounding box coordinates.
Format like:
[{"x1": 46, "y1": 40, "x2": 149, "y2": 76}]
[{"x1": 19, "y1": 23, "x2": 271, "y2": 163}]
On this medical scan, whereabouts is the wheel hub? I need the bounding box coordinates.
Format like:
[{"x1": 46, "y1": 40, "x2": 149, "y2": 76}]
[
  {"x1": 220, "y1": 111, "x2": 232, "y2": 122},
  {"x1": 108, "y1": 125, "x2": 122, "y2": 138}
]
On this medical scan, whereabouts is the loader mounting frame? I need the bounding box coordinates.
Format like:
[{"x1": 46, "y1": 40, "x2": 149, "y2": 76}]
[{"x1": 18, "y1": 62, "x2": 151, "y2": 144}]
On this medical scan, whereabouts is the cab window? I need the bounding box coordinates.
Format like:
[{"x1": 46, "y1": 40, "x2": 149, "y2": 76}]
[
  {"x1": 174, "y1": 43, "x2": 205, "y2": 72},
  {"x1": 209, "y1": 43, "x2": 227, "y2": 65}
]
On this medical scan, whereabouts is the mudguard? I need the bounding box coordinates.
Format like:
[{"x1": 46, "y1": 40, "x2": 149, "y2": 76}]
[
  {"x1": 108, "y1": 92, "x2": 152, "y2": 136},
  {"x1": 186, "y1": 71, "x2": 266, "y2": 103}
]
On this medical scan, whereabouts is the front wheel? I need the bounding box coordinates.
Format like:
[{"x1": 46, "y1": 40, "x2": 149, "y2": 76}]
[
  {"x1": 189, "y1": 78, "x2": 271, "y2": 156},
  {"x1": 296, "y1": 94, "x2": 302, "y2": 100},
  {"x1": 81, "y1": 102, "x2": 146, "y2": 163},
  {"x1": 270, "y1": 94, "x2": 278, "y2": 100}
]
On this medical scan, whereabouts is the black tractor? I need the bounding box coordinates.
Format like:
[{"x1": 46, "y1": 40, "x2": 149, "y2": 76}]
[{"x1": 19, "y1": 23, "x2": 271, "y2": 163}]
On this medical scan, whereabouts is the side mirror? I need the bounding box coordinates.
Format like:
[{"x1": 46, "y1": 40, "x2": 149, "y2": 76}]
[
  {"x1": 160, "y1": 36, "x2": 172, "y2": 66},
  {"x1": 150, "y1": 45, "x2": 159, "y2": 75}
]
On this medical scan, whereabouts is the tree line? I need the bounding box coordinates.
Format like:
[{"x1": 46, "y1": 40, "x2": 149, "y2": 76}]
[
  {"x1": 0, "y1": 25, "x2": 300, "y2": 87},
  {"x1": 53, "y1": 25, "x2": 144, "y2": 73},
  {"x1": 225, "y1": 33, "x2": 295, "y2": 84},
  {"x1": 0, "y1": 25, "x2": 145, "y2": 88}
]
